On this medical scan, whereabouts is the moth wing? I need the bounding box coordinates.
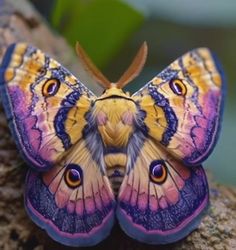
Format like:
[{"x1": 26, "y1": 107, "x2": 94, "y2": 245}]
[
  {"x1": 25, "y1": 138, "x2": 115, "y2": 247},
  {"x1": 133, "y1": 48, "x2": 225, "y2": 165},
  {"x1": 0, "y1": 43, "x2": 95, "y2": 170},
  {"x1": 117, "y1": 137, "x2": 209, "y2": 244}
]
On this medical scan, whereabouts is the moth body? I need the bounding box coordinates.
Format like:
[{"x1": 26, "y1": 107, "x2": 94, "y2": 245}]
[{"x1": 93, "y1": 85, "x2": 137, "y2": 192}]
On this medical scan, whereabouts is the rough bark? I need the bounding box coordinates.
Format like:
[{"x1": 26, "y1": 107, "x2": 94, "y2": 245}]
[{"x1": 0, "y1": 0, "x2": 235, "y2": 249}]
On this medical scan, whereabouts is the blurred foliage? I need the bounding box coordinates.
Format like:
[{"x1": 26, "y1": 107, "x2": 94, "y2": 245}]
[
  {"x1": 126, "y1": 0, "x2": 236, "y2": 27},
  {"x1": 51, "y1": 0, "x2": 144, "y2": 68}
]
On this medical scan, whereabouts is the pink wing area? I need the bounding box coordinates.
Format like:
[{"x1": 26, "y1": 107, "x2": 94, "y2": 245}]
[
  {"x1": 25, "y1": 141, "x2": 115, "y2": 247},
  {"x1": 0, "y1": 43, "x2": 95, "y2": 171},
  {"x1": 133, "y1": 48, "x2": 225, "y2": 166},
  {"x1": 117, "y1": 139, "x2": 209, "y2": 244}
]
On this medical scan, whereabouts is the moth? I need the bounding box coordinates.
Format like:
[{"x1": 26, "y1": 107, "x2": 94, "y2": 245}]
[{"x1": 0, "y1": 42, "x2": 225, "y2": 247}]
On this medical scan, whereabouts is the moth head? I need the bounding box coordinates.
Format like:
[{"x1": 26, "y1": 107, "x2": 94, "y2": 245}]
[
  {"x1": 99, "y1": 83, "x2": 129, "y2": 99},
  {"x1": 76, "y1": 41, "x2": 148, "y2": 91}
]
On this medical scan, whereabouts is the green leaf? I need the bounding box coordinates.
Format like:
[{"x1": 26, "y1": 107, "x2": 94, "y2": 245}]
[{"x1": 51, "y1": 0, "x2": 144, "y2": 68}]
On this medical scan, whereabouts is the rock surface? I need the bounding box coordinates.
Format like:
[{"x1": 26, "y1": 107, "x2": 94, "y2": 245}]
[{"x1": 0, "y1": 0, "x2": 235, "y2": 249}]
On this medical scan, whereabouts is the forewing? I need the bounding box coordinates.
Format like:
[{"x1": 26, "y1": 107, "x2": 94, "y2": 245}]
[
  {"x1": 133, "y1": 48, "x2": 225, "y2": 165},
  {"x1": 117, "y1": 137, "x2": 209, "y2": 244},
  {"x1": 25, "y1": 139, "x2": 115, "y2": 247},
  {"x1": 0, "y1": 43, "x2": 95, "y2": 170}
]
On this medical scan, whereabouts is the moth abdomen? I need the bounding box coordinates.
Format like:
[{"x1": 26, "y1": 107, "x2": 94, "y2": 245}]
[
  {"x1": 106, "y1": 165, "x2": 125, "y2": 194},
  {"x1": 104, "y1": 152, "x2": 126, "y2": 193}
]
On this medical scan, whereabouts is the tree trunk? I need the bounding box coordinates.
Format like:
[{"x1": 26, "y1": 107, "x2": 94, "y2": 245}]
[{"x1": 0, "y1": 0, "x2": 235, "y2": 249}]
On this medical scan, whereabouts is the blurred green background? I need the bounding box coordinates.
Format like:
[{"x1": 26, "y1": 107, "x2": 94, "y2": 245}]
[{"x1": 30, "y1": 0, "x2": 236, "y2": 186}]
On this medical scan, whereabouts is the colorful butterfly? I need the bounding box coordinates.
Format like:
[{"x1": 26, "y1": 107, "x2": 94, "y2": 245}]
[{"x1": 0, "y1": 42, "x2": 225, "y2": 247}]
